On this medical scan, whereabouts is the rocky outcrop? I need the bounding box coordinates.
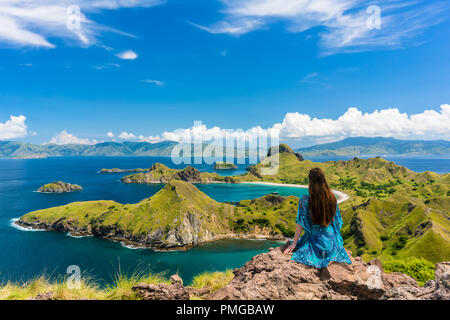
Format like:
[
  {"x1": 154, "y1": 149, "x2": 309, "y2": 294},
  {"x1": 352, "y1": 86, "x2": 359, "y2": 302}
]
[
  {"x1": 132, "y1": 275, "x2": 190, "y2": 300},
  {"x1": 267, "y1": 144, "x2": 304, "y2": 162},
  {"x1": 37, "y1": 181, "x2": 82, "y2": 193},
  {"x1": 172, "y1": 166, "x2": 203, "y2": 183},
  {"x1": 29, "y1": 292, "x2": 55, "y2": 300},
  {"x1": 132, "y1": 274, "x2": 213, "y2": 300},
  {"x1": 208, "y1": 245, "x2": 450, "y2": 300}
]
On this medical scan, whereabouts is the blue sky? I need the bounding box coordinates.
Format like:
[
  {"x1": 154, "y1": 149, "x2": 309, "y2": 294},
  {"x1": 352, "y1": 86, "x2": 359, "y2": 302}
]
[{"x1": 0, "y1": 0, "x2": 449, "y2": 147}]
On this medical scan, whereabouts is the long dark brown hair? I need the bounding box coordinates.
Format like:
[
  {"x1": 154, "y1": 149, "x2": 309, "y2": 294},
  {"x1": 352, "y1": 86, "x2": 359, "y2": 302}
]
[{"x1": 308, "y1": 168, "x2": 337, "y2": 227}]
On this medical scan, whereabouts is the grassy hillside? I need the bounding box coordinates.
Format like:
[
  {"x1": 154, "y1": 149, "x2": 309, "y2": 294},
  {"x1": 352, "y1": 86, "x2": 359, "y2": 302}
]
[
  {"x1": 0, "y1": 269, "x2": 234, "y2": 300},
  {"x1": 341, "y1": 195, "x2": 450, "y2": 263},
  {"x1": 230, "y1": 144, "x2": 449, "y2": 263}
]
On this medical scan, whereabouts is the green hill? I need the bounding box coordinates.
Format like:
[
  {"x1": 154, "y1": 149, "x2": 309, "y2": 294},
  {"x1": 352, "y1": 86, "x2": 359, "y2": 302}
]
[{"x1": 341, "y1": 195, "x2": 450, "y2": 263}]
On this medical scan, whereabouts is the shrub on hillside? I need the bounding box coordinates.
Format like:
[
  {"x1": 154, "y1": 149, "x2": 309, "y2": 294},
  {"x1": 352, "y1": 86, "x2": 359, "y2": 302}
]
[{"x1": 383, "y1": 257, "x2": 435, "y2": 286}]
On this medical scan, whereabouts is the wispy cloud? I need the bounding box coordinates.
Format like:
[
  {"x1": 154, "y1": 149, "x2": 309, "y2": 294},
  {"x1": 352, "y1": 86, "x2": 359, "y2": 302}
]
[
  {"x1": 301, "y1": 72, "x2": 319, "y2": 82},
  {"x1": 93, "y1": 63, "x2": 120, "y2": 70},
  {"x1": 141, "y1": 79, "x2": 165, "y2": 86},
  {"x1": 191, "y1": 0, "x2": 449, "y2": 55},
  {"x1": 0, "y1": 115, "x2": 29, "y2": 140},
  {"x1": 48, "y1": 130, "x2": 97, "y2": 145},
  {"x1": 0, "y1": 0, "x2": 165, "y2": 49}
]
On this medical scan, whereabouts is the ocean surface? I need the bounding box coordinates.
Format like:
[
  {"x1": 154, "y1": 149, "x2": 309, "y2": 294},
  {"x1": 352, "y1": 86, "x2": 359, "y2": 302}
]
[{"x1": 0, "y1": 155, "x2": 447, "y2": 285}]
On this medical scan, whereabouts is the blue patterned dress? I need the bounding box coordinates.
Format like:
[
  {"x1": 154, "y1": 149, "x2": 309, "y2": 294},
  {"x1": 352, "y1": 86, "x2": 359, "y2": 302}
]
[{"x1": 291, "y1": 195, "x2": 352, "y2": 268}]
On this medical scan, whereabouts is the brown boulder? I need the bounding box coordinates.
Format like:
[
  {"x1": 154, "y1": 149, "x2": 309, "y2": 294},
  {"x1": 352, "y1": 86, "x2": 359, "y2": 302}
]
[
  {"x1": 29, "y1": 292, "x2": 54, "y2": 300},
  {"x1": 170, "y1": 274, "x2": 184, "y2": 287},
  {"x1": 132, "y1": 282, "x2": 190, "y2": 300}
]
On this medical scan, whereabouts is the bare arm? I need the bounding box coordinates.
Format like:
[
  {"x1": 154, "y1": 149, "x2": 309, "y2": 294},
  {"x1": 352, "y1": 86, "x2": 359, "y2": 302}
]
[{"x1": 283, "y1": 224, "x2": 303, "y2": 254}]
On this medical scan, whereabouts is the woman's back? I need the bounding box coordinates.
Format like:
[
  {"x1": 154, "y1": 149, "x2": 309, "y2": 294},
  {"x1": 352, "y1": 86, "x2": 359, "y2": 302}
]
[{"x1": 291, "y1": 195, "x2": 351, "y2": 268}]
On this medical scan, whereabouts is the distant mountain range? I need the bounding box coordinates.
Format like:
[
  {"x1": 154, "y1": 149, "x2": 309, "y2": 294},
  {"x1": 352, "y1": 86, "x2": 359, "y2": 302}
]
[
  {"x1": 0, "y1": 141, "x2": 179, "y2": 158},
  {"x1": 1, "y1": 137, "x2": 449, "y2": 159},
  {"x1": 0, "y1": 141, "x2": 257, "y2": 159},
  {"x1": 296, "y1": 137, "x2": 450, "y2": 157}
]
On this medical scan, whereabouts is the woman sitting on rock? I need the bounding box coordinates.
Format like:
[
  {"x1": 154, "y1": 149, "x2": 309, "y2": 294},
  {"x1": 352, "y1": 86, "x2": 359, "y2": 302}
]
[{"x1": 284, "y1": 168, "x2": 352, "y2": 268}]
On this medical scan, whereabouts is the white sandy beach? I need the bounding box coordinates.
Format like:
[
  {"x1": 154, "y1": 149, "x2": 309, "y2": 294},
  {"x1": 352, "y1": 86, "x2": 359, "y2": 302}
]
[{"x1": 240, "y1": 182, "x2": 350, "y2": 204}]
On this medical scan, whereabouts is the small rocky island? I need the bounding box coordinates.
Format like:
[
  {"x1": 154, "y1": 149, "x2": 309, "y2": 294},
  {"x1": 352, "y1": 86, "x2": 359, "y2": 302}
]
[
  {"x1": 213, "y1": 162, "x2": 238, "y2": 170},
  {"x1": 37, "y1": 181, "x2": 82, "y2": 193},
  {"x1": 99, "y1": 168, "x2": 149, "y2": 173}
]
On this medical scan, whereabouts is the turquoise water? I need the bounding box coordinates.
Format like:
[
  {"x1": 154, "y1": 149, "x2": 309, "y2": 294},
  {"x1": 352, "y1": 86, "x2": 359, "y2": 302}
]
[{"x1": 0, "y1": 157, "x2": 307, "y2": 285}]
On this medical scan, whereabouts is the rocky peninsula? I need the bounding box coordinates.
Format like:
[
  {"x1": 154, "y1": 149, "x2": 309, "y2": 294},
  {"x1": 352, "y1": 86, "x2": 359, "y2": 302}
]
[
  {"x1": 121, "y1": 163, "x2": 227, "y2": 184},
  {"x1": 17, "y1": 180, "x2": 295, "y2": 249},
  {"x1": 37, "y1": 181, "x2": 82, "y2": 193}
]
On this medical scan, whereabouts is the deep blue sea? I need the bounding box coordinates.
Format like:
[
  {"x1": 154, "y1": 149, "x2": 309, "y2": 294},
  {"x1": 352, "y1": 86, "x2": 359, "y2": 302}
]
[{"x1": 0, "y1": 155, "x2": 447, "y2": 285}]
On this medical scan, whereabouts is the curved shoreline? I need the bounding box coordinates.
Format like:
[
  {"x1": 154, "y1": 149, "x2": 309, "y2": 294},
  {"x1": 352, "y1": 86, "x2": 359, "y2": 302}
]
[{"x1": 238, "y1": 182, "x2": 350, "y2": 204}]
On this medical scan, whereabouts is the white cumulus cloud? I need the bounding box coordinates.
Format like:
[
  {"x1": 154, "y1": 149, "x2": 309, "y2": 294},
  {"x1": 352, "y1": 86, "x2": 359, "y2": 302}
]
[
  {"x1": 116, "y1": 50, "x2": 138, "y2": 60},
  {"x1": 0, "y1": 115, "x2": 29, "y2": 140},
  {"x1": 48, "y1": 130, "x2": 97, "y2": 145},
  {"x1": 122, "y1": 104, "x2": 450, "y2": 145},
  {"x1": 107, "y1": 131, "x2": 114, "y2": 138},
  {"x1": 118, "y1": 131, "x2": 137, "y2": 139}
]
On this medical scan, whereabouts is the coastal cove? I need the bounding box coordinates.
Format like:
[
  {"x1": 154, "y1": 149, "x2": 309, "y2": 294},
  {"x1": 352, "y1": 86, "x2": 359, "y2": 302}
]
[{"x1": 0, "y1": 155, "x2": 447, "y2": 285}]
